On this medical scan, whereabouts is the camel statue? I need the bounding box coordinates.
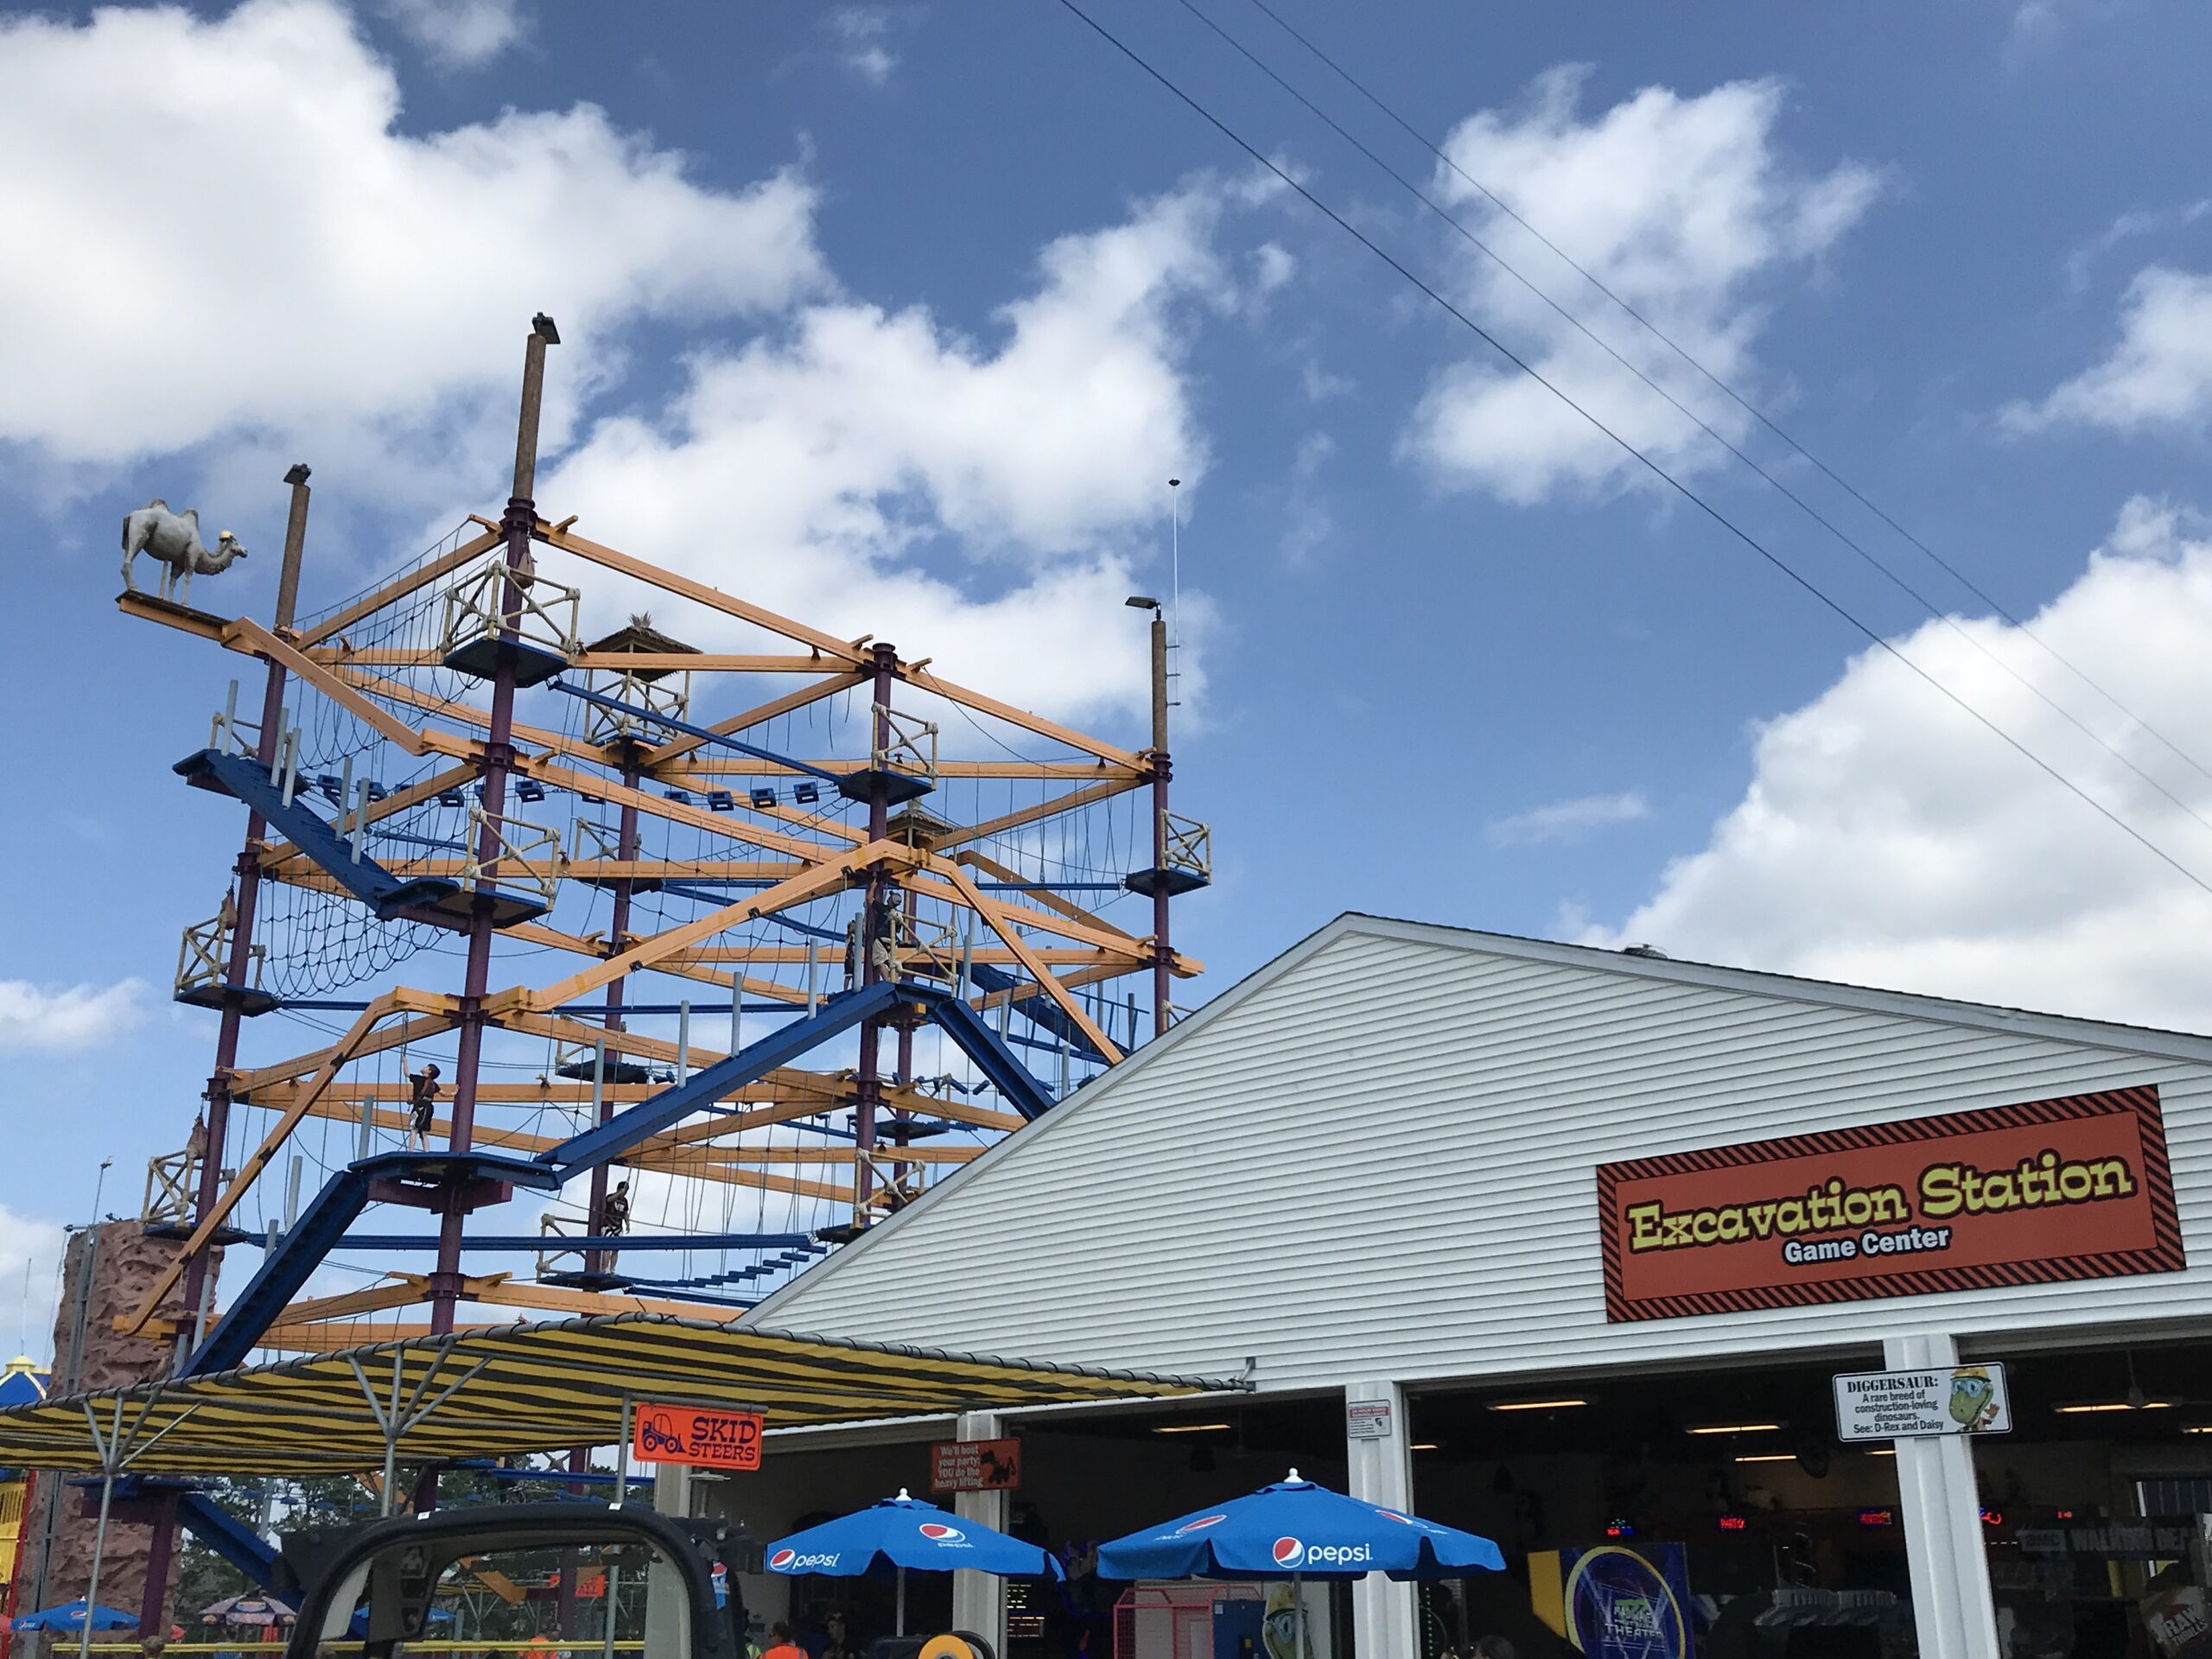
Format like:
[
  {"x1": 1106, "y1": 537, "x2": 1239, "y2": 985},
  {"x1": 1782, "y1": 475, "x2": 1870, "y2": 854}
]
[{"x1": 121, "y1": 499, "x2": 248, "y2": 607}]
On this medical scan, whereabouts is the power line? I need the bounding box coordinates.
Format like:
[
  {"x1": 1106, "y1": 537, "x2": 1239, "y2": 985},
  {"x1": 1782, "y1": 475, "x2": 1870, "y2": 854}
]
[
  {"x1": 1053, "y1": 0, "x2": 2212, "y2": 900},
  {"x1": 1234, "y1": 0, "x2": 2212, "y2": 795},
  {"x1": 1171, "y1": 0, "x2": 2212, "y2": 848}
]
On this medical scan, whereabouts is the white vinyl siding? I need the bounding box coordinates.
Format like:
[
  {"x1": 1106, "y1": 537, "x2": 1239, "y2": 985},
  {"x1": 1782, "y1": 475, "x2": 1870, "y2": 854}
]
[{"x1": 751, "y1": 918, "x2": 2212, "y2": 1393}]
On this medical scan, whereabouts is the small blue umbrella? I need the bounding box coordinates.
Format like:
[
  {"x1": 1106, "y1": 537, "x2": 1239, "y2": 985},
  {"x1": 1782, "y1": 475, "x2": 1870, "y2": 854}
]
[
  {"x1": 766, "y1": 1489, "x2": 1064, "y2": 1634},
  {"x1": 1096, "y1": 1471, "x2": 1504, "y2": 1659},
  {"x1": 11, "y1": 1600, "x2": 138, "y2": 1631}
]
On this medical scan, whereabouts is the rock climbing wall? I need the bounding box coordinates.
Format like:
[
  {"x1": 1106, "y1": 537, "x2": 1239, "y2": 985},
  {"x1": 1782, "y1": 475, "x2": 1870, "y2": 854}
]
[{"x1": 16, "y1": 1221, "x2": 210, "y2": 1634}]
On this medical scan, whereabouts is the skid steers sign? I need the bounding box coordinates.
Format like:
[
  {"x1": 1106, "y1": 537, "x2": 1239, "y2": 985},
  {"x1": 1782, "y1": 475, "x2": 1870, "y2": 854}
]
[
  {"x1": 1596, "y1": 1086, "x2": 2183, "y2": 1321},
  {"x1": 633, "y1": 1402, "x2": 766, "y2": 1469}
]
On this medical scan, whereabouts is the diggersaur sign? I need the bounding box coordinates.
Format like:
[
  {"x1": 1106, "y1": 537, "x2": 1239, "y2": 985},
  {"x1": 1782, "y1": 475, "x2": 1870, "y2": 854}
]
[{"x1": 1596, "y1": 1086, "x2": 2182, "y2": 1321}]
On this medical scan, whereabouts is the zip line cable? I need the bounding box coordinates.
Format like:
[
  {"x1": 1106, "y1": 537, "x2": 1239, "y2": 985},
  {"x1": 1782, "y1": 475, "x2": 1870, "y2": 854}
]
[
  {"x1": 1231, "y1": 0, "x2": 2212, "y2": 791},
  {"x1": 1172, "y1": 0, "x2": 2212, "y2": 847},
  {"x1": 1054, "y1": 0, "x2": 2212, "y2": 899}
]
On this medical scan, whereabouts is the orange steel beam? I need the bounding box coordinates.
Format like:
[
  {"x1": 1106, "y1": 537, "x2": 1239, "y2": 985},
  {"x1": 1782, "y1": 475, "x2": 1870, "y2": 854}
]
[
  {"x1": 294, "y1": 531, "x2": 502, "y2": 648},
  {"x1": 926, "y1": 777, "x2": 1141, "y2": 856},
  {"x1": 516, "y1": 845, "x2": 900, "y2": 1011},
  {"x1": 539, "y1": 523, "x2": 872, "y2": 664},
  {"x1": 935, "y1": 865, "x2": 1122, "y2": 1062},
  {"x1": 122, "y1": 997, "x2": 430, "y2": 1334},
  {"x1": 219, "y1": 618, "x2": 438, "y2": 755},
  {"x1": 677, "y1": 758, "x2": 1142, "y2": 782},
  {"x1": 901, "y1": 664, "x2": 1141, "y2": 771}
]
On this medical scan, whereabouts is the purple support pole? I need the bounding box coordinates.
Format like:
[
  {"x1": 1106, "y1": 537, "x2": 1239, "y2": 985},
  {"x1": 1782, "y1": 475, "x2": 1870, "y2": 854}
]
[
  {"x1": 1149, "y1": 609, "x2": 1173, "y2": 1034},
  {"x1": 852, "y1": 643, "x2": 899, "y2": 1218},
  {"x1": 585, "y1": 758, "x2": 640, "y2": 1277},
  {"x1": 147, "y1": 462, "x2": 311, "y2": 1633},
  {"x1": 431, "y1": 318, "x2": 556, "y2": 1333}
]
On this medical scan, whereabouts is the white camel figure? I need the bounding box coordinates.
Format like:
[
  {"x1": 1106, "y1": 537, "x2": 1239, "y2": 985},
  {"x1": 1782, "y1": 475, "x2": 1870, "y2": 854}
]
[{"x1": 120, "y1": 499, "x2": 248, "y2": 606}]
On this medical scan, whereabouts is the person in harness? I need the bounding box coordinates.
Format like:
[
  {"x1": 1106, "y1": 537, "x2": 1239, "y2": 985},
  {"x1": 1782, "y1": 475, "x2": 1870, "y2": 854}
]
[
  {"x1": 408, "y1": 1062, "x2": 442, "y2": 1151},
  {"x1": 596, "y1": 1179, "x2": 632, "y2": 1265}
]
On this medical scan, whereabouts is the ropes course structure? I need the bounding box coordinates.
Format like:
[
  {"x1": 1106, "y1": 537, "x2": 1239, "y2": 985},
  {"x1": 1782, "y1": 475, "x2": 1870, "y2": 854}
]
[{"x1": 118, "y1": 315, "x2": 1209, "y2": 1378}]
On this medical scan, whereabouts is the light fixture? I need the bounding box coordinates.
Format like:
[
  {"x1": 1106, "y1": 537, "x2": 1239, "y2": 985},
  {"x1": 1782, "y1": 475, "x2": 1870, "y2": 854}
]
[
  {"x1": 1410, "y1": 1442, "x2": 1440, "y2": 1452},
  {"x1": 1687, "y1": 1423, "x2": 1783, "y2": 1436},
  {"x1": 1485, "y1": 1397, "x2": 1589, "y2": 1413},
  {"x1": 2056, "y1": 1401, "x2": 2175, "y2": 1414},
  {"x1": 1863, "y1": 1448, "x2": 1897, "y2": 1457},
  {"x1": 1733, "y1": 1453, "x2": 1796, "y2": 1464},
  {"x1": 1126, "y1": 595, "x2": 1160, "y2": 610},
  {"x1": 2183, "y1": 1426, "x2": 2212, "y2": 1436},
  {"x1": 1152, "y1": 1421, "x2": 1232, "y2": 1435}
]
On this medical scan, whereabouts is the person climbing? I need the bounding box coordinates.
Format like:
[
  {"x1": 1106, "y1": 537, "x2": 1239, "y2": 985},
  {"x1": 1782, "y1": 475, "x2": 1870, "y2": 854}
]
[
  {"x1": 599, "y1": 1179, "x2": 631, "y2": 1241},
  {"x1": 408, "y1": 1062, "x2": 442, "y2": 1151}
]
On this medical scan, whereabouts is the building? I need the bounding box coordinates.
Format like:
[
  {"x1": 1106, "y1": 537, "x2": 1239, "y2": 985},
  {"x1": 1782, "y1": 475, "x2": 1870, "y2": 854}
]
[{"x1": 722, "y1": 914, "x2": 2212, "y2": 1659}]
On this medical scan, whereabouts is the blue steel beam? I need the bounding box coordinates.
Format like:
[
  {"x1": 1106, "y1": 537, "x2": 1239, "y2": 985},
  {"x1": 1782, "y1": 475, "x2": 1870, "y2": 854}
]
[
  {"x1": 185, "y1": 1152, "x2": 562, "y2": 1376},
  {"x1": 914, "y1": 987, "x2": 1058, "y2": 1121},
  {"x1": 539, "y1": 982, "x2": 902, "y2": 1179},
  {"x1": 331, "y1": 1232, "x2": 817, "y2": 1251},
  {"x1": 175, "y1": 748, "x2": 460, "y2": 919},
  {"x1": 967, "y1": 961, "x2": 1106, "y2": 1063},
  {"x1": 549, "y1": 679, "x2": 848, "y2": 784}
]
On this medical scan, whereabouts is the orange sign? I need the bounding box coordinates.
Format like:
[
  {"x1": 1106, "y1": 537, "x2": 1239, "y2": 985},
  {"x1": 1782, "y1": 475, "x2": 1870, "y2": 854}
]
[
  {"x1": 632, "y1": 1402, "x2": 765, "y2": 1469},
  {"x1": 1596, "y1": 1086, "x2": 2183, "y2": 1322}
]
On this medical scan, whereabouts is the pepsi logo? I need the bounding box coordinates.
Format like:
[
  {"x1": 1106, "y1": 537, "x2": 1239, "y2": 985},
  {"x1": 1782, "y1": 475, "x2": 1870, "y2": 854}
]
[
  {"x1": 918, "y1": 1522, "x2": 967, "y2": 1543},
  {"x1": 1273, "y1": 1537, "x2": 1305, "y2": 1567},
  {"x1": 1175, "y1": 1515, "x2": 1228, "y2": 1535},
  {"x1": 767, "y1": 1548, "x2": 842, "y2": 1572}
]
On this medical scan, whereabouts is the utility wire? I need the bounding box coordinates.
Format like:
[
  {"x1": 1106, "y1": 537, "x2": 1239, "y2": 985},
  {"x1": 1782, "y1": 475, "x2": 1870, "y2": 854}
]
[
  {"x1": 1235, "y1": 0, "x2": 2212, "y2": 792},
  {"x1": 1054, "y1": 0, "x2": 2212, "y2": 899},
  {"x1": 1173, "y1": 0, "x2": 2212, "y2": 847}
]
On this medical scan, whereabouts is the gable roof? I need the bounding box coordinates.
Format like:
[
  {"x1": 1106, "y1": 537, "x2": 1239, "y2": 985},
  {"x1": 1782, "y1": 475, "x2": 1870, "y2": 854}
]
[{"x1": 749, "y1": 911, "x2": 2212, "y2": 1329}]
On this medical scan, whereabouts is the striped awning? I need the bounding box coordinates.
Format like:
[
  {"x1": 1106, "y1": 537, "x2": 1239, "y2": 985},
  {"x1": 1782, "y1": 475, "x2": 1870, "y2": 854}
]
[{"x1": 0, "y1": 1313, "x2": 1236, "y2": 1476}]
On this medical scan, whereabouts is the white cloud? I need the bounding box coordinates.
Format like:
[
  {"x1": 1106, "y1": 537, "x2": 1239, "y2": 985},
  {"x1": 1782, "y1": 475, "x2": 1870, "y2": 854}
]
[
  {"x1": 2064, "y1": 201, "x2": 2211, "y2": 293},
  {"x1": 0, "y1": 979, "x2": 143, "y2": 1053},
  {"x1": 537, "y1": 180, "x2": 1249, "y2": 721},
  {"x1": 381, "y1": 0, "x2": 523, "y2": 69},
  {"x1": 1583, "y1": 497, "x2": 2212, "y2": 1032},
  {"x1": 0, "y1": 0, "x2": 823, "y2": 484},
  {"x1": 0, "y1": 1205, "x2": 66, "y2": 1361},
  {"x1": 825, "y1": 7, "x2": 898, "y2": 86},
  {"x1": 1279, "y1": 432, "x2": 1334, "y2": 566},
  {"x1": 1404, "y1": 67, "x2": 1880, "y2": 505},
  {"x1": 2004, "y1": 267, "x2": 2212, "y2": 434},
  {"x1": 1487, "y1": 791, "x2": 1649, "y2": 848}
]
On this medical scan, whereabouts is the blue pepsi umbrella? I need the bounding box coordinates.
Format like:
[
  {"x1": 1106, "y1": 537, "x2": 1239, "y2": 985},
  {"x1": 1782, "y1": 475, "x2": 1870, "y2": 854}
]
[
  {"x1": 11, "y1": 1600, "x2": 137, "y2": 1631},
  {"x1": 1096, "y1": 1470, "x2": 1504, "y2": 1583},
  {"x1": 766, "y1": 1489, "x2": 1064, "y2": 1634},
  {"x1": 1097, "y1": 1470, "x2": 1503, "y2": 1659}
]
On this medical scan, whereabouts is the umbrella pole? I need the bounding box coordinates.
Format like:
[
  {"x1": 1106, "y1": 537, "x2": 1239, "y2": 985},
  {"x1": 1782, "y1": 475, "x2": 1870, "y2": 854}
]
[
  {"x1": 1293, "y1": 1571, "x2": 1305, "y2": 1659},
  {"x1": 896, "y1": 1566, "x2": 906, "y2": 1637}
]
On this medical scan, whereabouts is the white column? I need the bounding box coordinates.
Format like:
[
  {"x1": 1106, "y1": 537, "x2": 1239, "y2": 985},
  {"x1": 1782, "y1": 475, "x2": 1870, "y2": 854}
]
[
  {"x1": 1885, "y1": 1335, "x2": 1999, "y2": 1659},
  {"x1": 1344, "y1": 1381, "x2": 1418, "y2": 1659},
  {"x1": 950, "y1": 1411, "x2": 1008, "y2": 1649},
  {"x1": 645, "y1": 1461, "x2": 697, "y2": 1656}
]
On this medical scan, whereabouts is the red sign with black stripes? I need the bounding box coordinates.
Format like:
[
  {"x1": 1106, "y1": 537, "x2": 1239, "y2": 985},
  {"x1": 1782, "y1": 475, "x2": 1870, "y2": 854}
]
[{"x1": 1596, "y1": 1086, "x2": 2183, "y2": 1322}]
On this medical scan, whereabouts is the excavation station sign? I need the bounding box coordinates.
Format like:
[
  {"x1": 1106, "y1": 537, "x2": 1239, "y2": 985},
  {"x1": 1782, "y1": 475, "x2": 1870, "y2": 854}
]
[
  {"x1": 632, "y1": 1402, "x2": 765, "y2": 1470},
  {"x1": 1596, "y1": 1086, "x2": 2182, "y2": 1321},
  {"x1": 1833, "y1": 1363, "x2": 2012, "y2": 1440}
]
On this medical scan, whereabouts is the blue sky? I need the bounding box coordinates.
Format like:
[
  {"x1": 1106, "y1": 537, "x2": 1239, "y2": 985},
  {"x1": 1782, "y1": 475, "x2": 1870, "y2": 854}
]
[{"x1": 3, "y1": 0, "x2": 2211, "y2": 1347}]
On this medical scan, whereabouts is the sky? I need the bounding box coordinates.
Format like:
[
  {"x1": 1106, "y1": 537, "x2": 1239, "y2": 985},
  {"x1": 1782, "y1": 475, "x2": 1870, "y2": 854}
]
[{"x1": 3, "y1": 0, "x2": 2212, "y2": 1351}]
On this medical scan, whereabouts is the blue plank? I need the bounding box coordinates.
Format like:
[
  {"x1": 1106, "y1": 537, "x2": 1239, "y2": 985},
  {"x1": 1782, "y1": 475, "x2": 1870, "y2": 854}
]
[
  {"x1": 175, "y1": 748, "x2": 460, "y2": 920},
  {"x1": 176, "y1": 1486, "x2": 281, "y2": 1586}
]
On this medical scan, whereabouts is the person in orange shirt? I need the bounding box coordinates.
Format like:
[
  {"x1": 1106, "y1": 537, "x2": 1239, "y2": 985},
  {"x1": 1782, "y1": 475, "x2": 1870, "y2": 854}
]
[{"x1": 762, "y1": 1624, "x2": 809, "y2": 1659}]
